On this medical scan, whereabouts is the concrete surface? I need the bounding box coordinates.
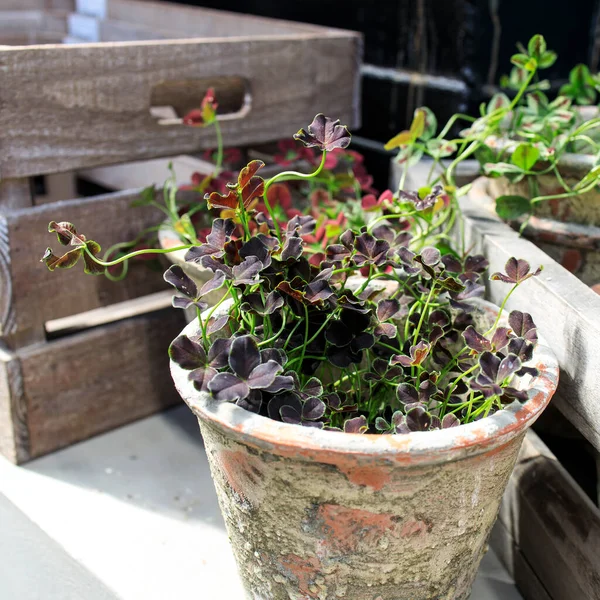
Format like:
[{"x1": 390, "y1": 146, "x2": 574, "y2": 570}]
[{"x1": 0, "y1": 405, "x2": 523, "y2": 600}]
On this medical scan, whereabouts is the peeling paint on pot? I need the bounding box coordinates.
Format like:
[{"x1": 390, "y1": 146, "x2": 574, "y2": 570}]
[{"x1": 171, "y1": 300, "x2": 558, "y2": 599}]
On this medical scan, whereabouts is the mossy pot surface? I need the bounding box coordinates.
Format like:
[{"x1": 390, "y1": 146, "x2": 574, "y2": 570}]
[{"x1": 171, "y1": 301, "x2": 559, "y2": 600}]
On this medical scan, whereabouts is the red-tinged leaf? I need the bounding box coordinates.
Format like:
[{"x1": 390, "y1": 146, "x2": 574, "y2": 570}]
[
  {"x1": 41, "y1": 247, "x2": 81, "y2": 271},
  {"x1": 238, "y1": 160, "x2": 265, "y2": 189},
  {"x1": 240, "y1": 176, "x2": 265, "y2": 208},
  {"x1": 48, "y1": 221, "x2": 86, "y2": 247},
  {"x1": 82, "y1": 240, "x2": 105, "y2": 275},
  {"x1": 384, "y1": 129, "x2": 413, "y2": 151},
  {"x1": 205, "y1": 188, "x2": 239, "y2": 210}
]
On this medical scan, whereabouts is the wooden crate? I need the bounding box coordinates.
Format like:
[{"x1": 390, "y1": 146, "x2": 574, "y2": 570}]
[
  {"x1": 0, "y1": 3, "x2": 362, "y2": 464},
  {"x1": 459, "y1": 178, "x2": 600, "y2": 600},
  {"x1": 490, "y1": 431, "x2": 600, "y2": 600}
]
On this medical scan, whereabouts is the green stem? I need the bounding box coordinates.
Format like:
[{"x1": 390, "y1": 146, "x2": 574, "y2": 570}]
[
  {"x1": 84, "y1": 244, "x2": 192, "y2": 267},
  {"x1": 213, "y1": 118, "x2": 224, "y2": 175}
]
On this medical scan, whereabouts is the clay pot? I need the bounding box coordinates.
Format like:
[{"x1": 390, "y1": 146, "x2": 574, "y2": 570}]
[
  {"x1": 171, "y1": 302, "x2": 559, "y2": 600},
  {"x1": 473, "y1": 177, "x2": 600, "y2": 286}
]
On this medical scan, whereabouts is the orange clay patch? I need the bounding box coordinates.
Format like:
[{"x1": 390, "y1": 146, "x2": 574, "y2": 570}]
[
  {"x1": 214, "y1": 449, "x2": 262, "y2": 504},
  {"x1": 278, "y1": 553, "x2": 322, "y2": 599}
]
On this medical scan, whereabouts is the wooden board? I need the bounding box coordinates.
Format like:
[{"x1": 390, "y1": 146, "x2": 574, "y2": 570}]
[
  {"x1": 0, "y1": 30, "x2": 361, "y2": 178},
  {"x1": 0, "y1": 10, "x2": 69, "y2": 45},
  {"x1": 460, "y1": 178, "x2": 600, "y2": 452},
  {"x1": 0, "y1": 188, "x2": 172, "y2": 347},
  {"x1": 83, "y1": 0, "x2": 333, "y2": 37},
  {"x1": 0, "y1": 305, "x2": 185, "y2": 463},
  {"x1": 489, "y1": 519, "x2": 553, "y2": 600},
  {"x1": 491, "y1": 431, "x2": 600, "y2": 600}
]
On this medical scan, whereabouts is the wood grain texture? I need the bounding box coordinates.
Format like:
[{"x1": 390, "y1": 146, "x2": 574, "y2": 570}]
[
  {"x1": 0, "y1": 345, "x2": 30, "y2": 464},
  {"x1": 0, "y1": 188, "x2": 171, "y2": 347},
  {"x1": 0, "y1": 32, "x2": 362, "y2": 177},
  {"x1": 461, "y1": 178, "x2": 600, "y2": 452},
  {"x1": 103, "y1": 0, "x2": 335, "y2": 38},
  {"x1": 0, "y1": 178, "x2": 32, "y2": 211},
  {"x1": 10, "y1": 307, "x2": 184, "y2": 461},
  {"x1": 494, "y1": 430, "x2": 600, "y2": 600}
]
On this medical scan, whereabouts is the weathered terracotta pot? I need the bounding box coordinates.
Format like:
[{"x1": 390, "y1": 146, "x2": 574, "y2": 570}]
[{"x1": 171, "y1": 302, "x2": 559, "y2": 600}]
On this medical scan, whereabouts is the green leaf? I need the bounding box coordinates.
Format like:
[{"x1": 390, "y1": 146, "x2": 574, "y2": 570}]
[
  {"x1": 511, "y1": 143, "x2": 540, "y2": 171},
  {"x1": 131, "y1": 185, "x2": 156, "y2": 208},
  {"x1": 538, "y1": 50, "x2": 557, "y2": 69},
  {"x1": 475, "y1": 145, "x2": 497, "y2": 167},
  {"x1": 417, "y1": 106, "x2": 437, "y2": 141},
  {"x1": 527, "y1": 35, "x2": 546, "y2": 60},
  {"x1": 425, "y1": 138, "x2": 457, "y2": 159},
  {"x1": 496, "y1": 195, "x2": 532, "y2": 221},
  {"x1": 487, "y1": 93, "x2": 510, "y2": 115},
  {"x1": 483, "y1": 162, "x2": 523, "y2": 177},
  {"x1": 435, "y1": 242, "x2": 460, "y2": 258},
  {"x1": 574, "y1": 165, "x2": 600, "y2": 191},
  {"x1": 511, "y1": 53, "x2": 530, "y2": 68}
]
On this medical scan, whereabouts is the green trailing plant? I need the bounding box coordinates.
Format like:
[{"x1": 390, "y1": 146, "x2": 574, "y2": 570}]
[
  {"x1": 385, "y1": 34, "x2": 600, "y2": 224},
  {"x1": 42, "y1": 115, "x2": 544, "y2": 434}
]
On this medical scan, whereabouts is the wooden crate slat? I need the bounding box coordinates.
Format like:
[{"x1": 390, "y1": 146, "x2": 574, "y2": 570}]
[
  {"x1": 492, "y1": 431, "x2": 600, "y2": 600},
  {"x1": 460, "y1": 178, "x2": 600, "y2": 451},
  {"x1": 1, "y1": 306, "x2": 184, "y2": 462},
  {"x1": 0, "y1": 33, "x2": 361, "y2": 178},
  {"x1": 0, "y1": 188, "x2": 171, "y2": 347},
  {"x1": 489, "y1": 519, "x2": 553, "y2": 600},
  {"x1": 102, "y1": 0, "x2": 334, "y2": 38}
]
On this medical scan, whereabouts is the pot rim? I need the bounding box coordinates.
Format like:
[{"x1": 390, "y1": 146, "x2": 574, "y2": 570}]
[{"x1": 171, "y1": 299, "x2": 559, "y2": 466}]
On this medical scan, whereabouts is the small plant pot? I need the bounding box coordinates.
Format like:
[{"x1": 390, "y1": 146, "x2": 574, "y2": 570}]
[
  {"x1": 476, "y1": 176, "x2": 600, "y2": 285},
  {"x1": 170, "y1": 301, "x2": 559, "y2": 600},
  {"x1": 158, "y1": 223, "x2": 226, "y2": 321}
]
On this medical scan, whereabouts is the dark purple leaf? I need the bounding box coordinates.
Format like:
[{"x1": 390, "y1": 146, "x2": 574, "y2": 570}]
[
  {"x1": 164, "y1": 265, "x2": 198, "y2": 299},
  {"x1": 325, "y1": 320, "x2": 352, "y2": 347},
  {"x1": 377, "y1": 299, "x2": 400, "y2": 322},
  {"x1": 303, "y1": 377, "x2": 324, "y2": 398},
  {"x1": 247, "y1": 360, "x2": 282, "y2": 389},
  {"x1": 208, "y1": 372, "x2": 250, "y2": 402},
  {"x1": 207, "y1": 314, "x2": 229, "y2": 335},
  {"x1": 268, "y1": 393, "x2": 302, "y2": 421},
  {"x1": 491, "y1": 327, "x2": 512, "y2": 350},
  {"x1": 441, "y1": 413, "x2": 460, "y2": 429},
  {"x1": 188, "y1": 367, "x2": 217, "y2": 392},
  {"x1": 406, "y1": 406, "x2": 432, "y2": 431},
  {"x1": 508, "y1": 338, "x2": 534, "y2": 362},
  {"x1": 462, "y1": 326, "x2": 491, "y2": 353},
  {"x1": 232, "y1": 256, "x2": 263, "y2": 286},
  {"x1": 302, "y1": 397, "x2": 326, "y2": 420},
  {"x1": 396, "y1": 383, "x2": 418, "y2": 405},
  {"x1": 229, "y1": 335, "x2": 261, "y2": 379},
  {"x1": 281, "y1": 236, "x2": 303, "y2": 262},
  {"x1": 375, "y1": 322, "x2": 397, "y2": 338},
  {"x1": 198, "y1": 270, "x2": 226, "y2": 297},
  {"x1": 262, "y1": 375, "x2": 295, "y2": 394},
  {"x1": 343, "y1": 415, "x2": 368, "y2": 434},
  {"x1": 420, "y1": 247, "x2": 441, "y2": 266},
  {"x1": 287, "y1": 215, "x2": 316, "y2": 236},
  {"x1": 239, "y1": 236, "x2": 271, "y2": 266},
  {"x1": 207, "y1": 338, "x2": 232, "y2": 369},
  {"x1": 260, "y1": 347, "x2": 287, "y2": 366},
  {"x1": 293, "y1": 114, "x2": 351, "y2": 152},
  {"x1": 497, "y1": 354, "x2": 522, "y2": 382},
  {"x1": 509, "y1": 311, "x2": 538, "y2": 343},
  {"x1": 237, "y1": 390, "x2": 263, "y2": 414},
  {"x1": 169, "y1": 335, "x2": 206, "y2": 370},
  {"x1": 280, "y1": 405, "x2": 302, "y2": 424}
]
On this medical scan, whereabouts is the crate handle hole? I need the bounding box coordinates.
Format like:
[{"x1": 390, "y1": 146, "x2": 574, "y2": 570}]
[{"x1": 150, "y1": 77, "x2": 251, "y2": 125}]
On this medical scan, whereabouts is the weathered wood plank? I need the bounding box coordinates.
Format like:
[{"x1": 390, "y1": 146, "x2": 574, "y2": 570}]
[
  {"x1": 2, "y1": 307, "x2": 185, "y2": 462},
  {"x1": 495, "y1": 430, "x2": 600, "y2": 600},
  {"x1": 0, "y1": 178, "x2": 32, "y2": 212},
  {"x1": 489, "y1": 519, "x2": 553, "y2": 600},
  {"x1": 0, "y1": 188, "x2": 171, "y2": 347},
  {"x1": 102, "y1": 0, "x2": 334, "y2": 38},
  {"x1": 0, "y1": 345, "x2": 30, "y2": 464},
  {"x1": 0, "y1": 32, "x2": 362, "y2": 177},
  {"x1": 460, "y1": 178, "x2": 600, "y2": 451}
]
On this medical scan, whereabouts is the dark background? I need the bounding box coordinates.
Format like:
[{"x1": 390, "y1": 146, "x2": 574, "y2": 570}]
[{"x1": 177, "y1": 0, "x2": 600, "y2": 189}]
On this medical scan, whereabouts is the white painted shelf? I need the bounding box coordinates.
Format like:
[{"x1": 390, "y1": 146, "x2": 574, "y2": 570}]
[{"x1": 0, "y1": 405, "x2": 523, "y2": 600}]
